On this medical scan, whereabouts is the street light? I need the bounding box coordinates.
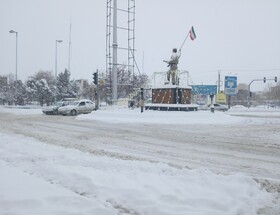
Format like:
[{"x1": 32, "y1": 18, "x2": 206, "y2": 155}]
[
  {"x1": 55, "y1": 39, "x2": 63, "y2": 77},
  {"x1": 9, "y1": 30, "x2": 18, "y2": 83}
]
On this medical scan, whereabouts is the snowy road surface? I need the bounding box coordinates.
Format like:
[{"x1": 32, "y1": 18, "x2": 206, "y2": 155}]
[{"x1": 0, "y1": 106, "x2": 280, "y2": 214}]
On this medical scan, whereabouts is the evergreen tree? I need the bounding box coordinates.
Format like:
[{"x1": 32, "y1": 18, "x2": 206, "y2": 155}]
[
  {"x1": 26, "y1": 79, "x2": 37, "y2": 103},
  {"x1": 55, "y1": 69, "x2": 75, "y2": 100},
  {"x1": 15, "y1": 80, "x2": 27, "y2": 105},
  {"x1": 36, "y1": 79, "x2": 53, "y2": 106}
]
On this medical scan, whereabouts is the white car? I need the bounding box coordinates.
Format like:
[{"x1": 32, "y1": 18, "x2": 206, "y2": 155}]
[
  {"x1": 42, "y1": 101, "x2": 70, "y2": 115},
  {"x1": 58, "y1": 99, "x2": 95, "y2": 116},
  {"x1": 208, "y1": 103, "x2": 228, "y2": 111}
]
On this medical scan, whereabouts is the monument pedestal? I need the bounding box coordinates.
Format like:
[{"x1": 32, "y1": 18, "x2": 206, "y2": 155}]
[
  {"x1": 145, "y1": 85, "x2": 198, "y2": 111},
  {"x1": 152, "y1": 86, "x2": 191, "y2": 104}
]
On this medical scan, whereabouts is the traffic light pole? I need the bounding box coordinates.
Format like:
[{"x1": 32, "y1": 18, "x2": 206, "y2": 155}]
[
  {"x1": 95, "y1": 87, "x2": 99, "y2": 110},
  {"x1": 140, "y1": 88, "x2": 144, "y2": 113},
  {"x1": 247, "y1": 77, "x2": 278, "y2": 108},
  {"x1": 93, "y1": 70, "x2": 99, "y2": 110}
]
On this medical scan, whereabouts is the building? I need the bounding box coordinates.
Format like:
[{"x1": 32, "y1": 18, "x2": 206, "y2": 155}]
[{"x1": 0, "y1": 76, "x2": 8, "y2": 86}]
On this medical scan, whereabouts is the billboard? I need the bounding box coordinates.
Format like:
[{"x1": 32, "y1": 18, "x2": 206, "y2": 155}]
[
  {"x1": 224, "y1": 76, "x2": 237, "y2": 96},
  {"x1": 216, "y1": 92, "x2": 226, "y2": 103},
  {"x1": 191, "y1": 85, "x2": 217, "y2": 95}
]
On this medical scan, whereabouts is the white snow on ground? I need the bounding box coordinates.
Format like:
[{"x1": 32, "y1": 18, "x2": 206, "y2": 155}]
[
  {"x1": 0, "y1": 105, "x2": 280, "y2": 214},
  {"x1": 77, "y1": 107, "x2": 280, "y2": 126},
  {"x1": 77, "y1": 107, "x2": 245, "y2": 125},
  {"x1": 0, "y1": 132, "x2": 274, "y2": 215},
  {"x1": 0, "y1": 106, "x2": 42, "y2": 115}
]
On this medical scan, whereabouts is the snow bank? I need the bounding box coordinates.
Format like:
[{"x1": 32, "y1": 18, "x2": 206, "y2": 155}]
[
  {"x1": 0, "y1": 105, "x2": 42, "y2": 115},
  {"x1": 77, "y1": 107, "x2": 280, "y2": 125},
  {"x1": 0, "y1": 160, "x2": 112, "y2": 215},
  {"x1": 2, "y1": 104, "x2": 280, "y2": 125},
  {"x1": 0, "y1": 132, "x2": 273, "y2": 215},
  {"x1": 77, "y1": 108, "x2": 246, "y2": 125}
]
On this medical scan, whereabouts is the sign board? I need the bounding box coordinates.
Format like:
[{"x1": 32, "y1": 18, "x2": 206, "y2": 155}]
[
  {"x1": 224, "y1": 76, "x2": 237, "y2": 96},
  {"x1": 191, "y1": 85, "x2": 217, "y2": 95},
  {"x1": 216, "y1": 92, "x2": 226, "y2": 103}
]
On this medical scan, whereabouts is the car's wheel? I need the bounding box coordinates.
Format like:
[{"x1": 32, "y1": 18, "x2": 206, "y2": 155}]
[{"x1": 70, "y1": 109, "x2": 77, "y2": 116}]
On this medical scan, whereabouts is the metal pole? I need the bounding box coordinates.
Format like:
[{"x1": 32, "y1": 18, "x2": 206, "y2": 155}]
[
  {"x1": 140, "y1": 87, "x2": 144, "y2": 113},
  {"x1": 247, "y1": 82, "x2": 251, "y2": 108},
  {"x1": 112, "y1": 0, "x2": 118, "y2": 104},
  {"x1": 9, "y1": 30, "x2": 18, "y2": 103},
  {"x1": 68, "y1": 20, "x2": 72, "y2": 72},
  {"x1": 179, "y1": 32, "x2": 190, "y2": 50},
  {"x1": 15, "y1": 32, "x2": 18, "y2": 83},
  {"x1": 176, "y1": 87, "x2": 179, "y2": 104},
  {"x1": 9, "y1": 30, "x2": 18, "y2": 82},
  {"x1": 15, "y1": 32, "x2": 18, "y2": 104},
  {"x1": 218, "y1": 70, "x2": 221, "y2": 93},
  {"x1": 247, "y1": 79, "x2": 262, "y2": 108},
  {"x1": 142, "y1": 51, "x2": 144, "y2": 74},
  {"x1": 210, "y1": 94, "x2": 214, "y2": 113},
  {"x1": 95, "y1": 69, "x2": 99, "y2": 110},
  {"x1": 228, "y1": 95, "x2": 231, "y2": 109},
  {"x1": 55, "y1": 40, "x2": 63, "y2": 78},
  {"x1": 55, "y1": 41, "x2": 58, "y2": 78}
]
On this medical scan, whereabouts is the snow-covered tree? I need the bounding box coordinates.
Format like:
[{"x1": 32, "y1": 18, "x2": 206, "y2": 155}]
[
  {"x1": 26, "y1": 79, "x2": 37, "y2": 103},
  {"x1": 37, "y1": 79, "x2": 52, "y2": 106},
  {"x1": 26, "y1": 78, "x2": 52, "y2": 106},
  {"x1": 55, "y1": 69, "x2": 76, "y2": 100},
  {"x1": 264, "y1": 82, "x2": 280, "y2": 105},
  {"x1": 101, "y1": 66, "x2": 149, "y2": 103},
  {"x1": 15, "y1": 80, "x2": 27, "y2": 105},
  {"x1": 31, "y1": 70, "x2": 55, "y2": 87}
]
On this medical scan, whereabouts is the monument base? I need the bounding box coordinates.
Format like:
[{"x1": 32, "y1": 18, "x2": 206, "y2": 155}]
[{"x1": 152, "y1": 86, "x2": 192, "y2": 104}]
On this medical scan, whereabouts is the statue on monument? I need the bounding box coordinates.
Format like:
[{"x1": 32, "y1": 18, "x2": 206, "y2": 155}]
[{"x1": 163, "y1": 48, "x2": 181, "y2": 85}]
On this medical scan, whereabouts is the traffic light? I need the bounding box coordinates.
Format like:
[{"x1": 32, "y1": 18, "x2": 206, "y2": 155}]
[
  {"x1": 93, "y1": 72, "x2": 98, "y2": 85},
  {"x1": 263, "y1": 77, "x2": 266, "y2": 83},
  {"x1": 275, "y1": 76, "x2": 278, "y2": 82}
]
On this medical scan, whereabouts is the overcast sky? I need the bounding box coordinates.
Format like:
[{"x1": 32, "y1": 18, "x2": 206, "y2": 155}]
[{"x1": 1, "y1": 0, "x2": 279, "y2": 91}]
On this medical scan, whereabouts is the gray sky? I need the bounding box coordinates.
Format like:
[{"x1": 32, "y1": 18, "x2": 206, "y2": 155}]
[{"x1": 1, "y1": 0, "x2": 280, "y2": 91}]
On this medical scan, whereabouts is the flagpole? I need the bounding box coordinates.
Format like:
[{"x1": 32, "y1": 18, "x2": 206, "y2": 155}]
[{"x1": 179, "y1": 31, "x2": 190, "y2": 50}]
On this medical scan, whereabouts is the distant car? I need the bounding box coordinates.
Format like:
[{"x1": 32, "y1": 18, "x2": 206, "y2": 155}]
[
  {"x1": 42, "y1": 101, "x2": 70, "y2": 115},
  {"x1": 207, "y1": 103, "x2": 228, "y2": 111},
  {"x1": 58, "y1": 99, "x2": 95, "y2": 116},
  {"x1": 231, "y1": 105, "x2": 247, "y2": 109},
  {"x1": 197, "y1": 104, "x2": 208, "y2": 111}
]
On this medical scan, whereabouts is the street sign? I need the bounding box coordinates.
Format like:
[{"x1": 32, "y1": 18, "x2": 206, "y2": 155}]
[
  {"x1": 216, "y1": 92, "x2": 226, "y2": 103},
  {"x1": 225, "y1": 76, "x2": 237, "y2": 96},
  {"x1": 191, "y1": 85, "x2": 217, "y2": 95}
]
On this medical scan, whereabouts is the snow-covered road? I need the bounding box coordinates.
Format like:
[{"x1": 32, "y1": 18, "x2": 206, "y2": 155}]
[
  {"x1": 0, "y1": 106, "x2": 280, "y2": 214},
  {"x1": 1, "y1": 108, "x2": 279, "y2": 181}
]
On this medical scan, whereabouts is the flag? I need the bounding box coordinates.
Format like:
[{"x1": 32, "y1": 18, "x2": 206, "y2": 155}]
[{"x1": 189, "y1": 26, "x2": 196, "y2": 40}]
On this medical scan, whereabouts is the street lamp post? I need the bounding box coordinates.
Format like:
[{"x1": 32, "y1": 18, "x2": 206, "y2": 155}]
[
  {"x1": 9, "y1": 30, "x2": 18, "y2": 83},
  {"x1": 55, "y1": 40, "x2": 63, "y2": 77},
  {"x1": 9, "y1": 30, "x2": 18, "y2": 104}
]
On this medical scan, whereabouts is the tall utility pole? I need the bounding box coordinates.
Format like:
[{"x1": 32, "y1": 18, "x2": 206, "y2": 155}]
[
  {"x1": 68, "y1": 20, "x2": 72, "y2": 72},
  {"x1": 55, "y1": 40, "x2": 63, "y2": 78},
  {"x1": 9, "y1": 30, "x2": 18, "y2": 103},
  {"x1": 94, "y1": 69, "x2": 99, "y2": 110},
  {"x1": 106, "y1": 0, "x2": 136, "y2": 104},
  {"x1": 9, "y1": 30, "x2": 18, "y2": 83},
  {"x1": 217, "y1": 70, "x2": 221, "y2": 93},
  {"x1": 112, "y1": 0, "x2": 118, "y2": 104}
]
